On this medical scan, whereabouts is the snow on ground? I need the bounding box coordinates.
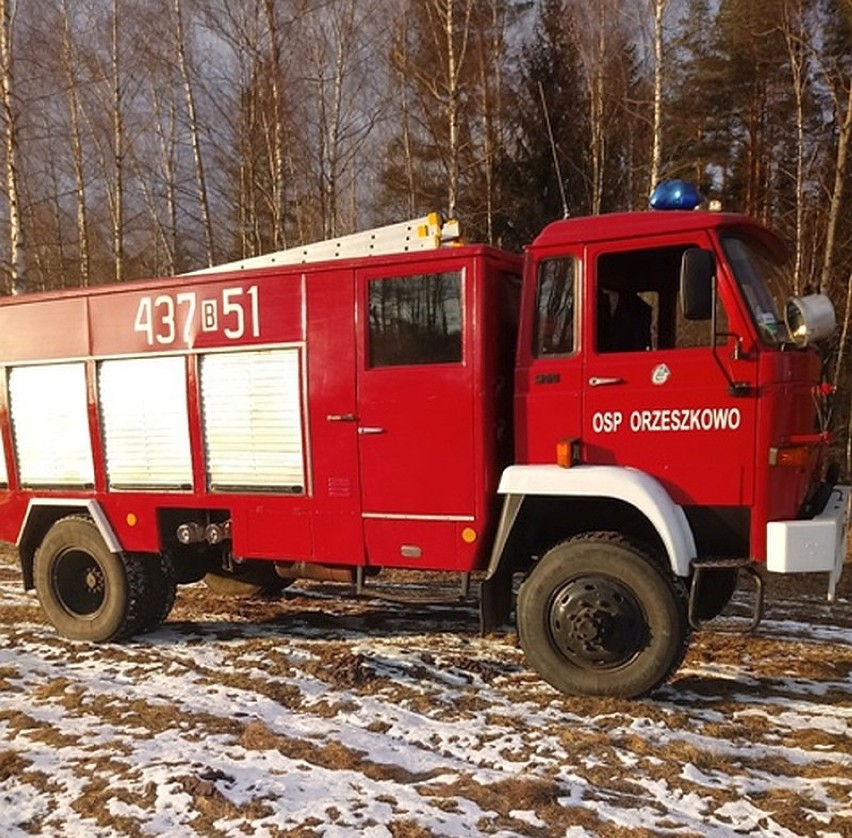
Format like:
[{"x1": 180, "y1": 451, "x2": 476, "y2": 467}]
[{"x1": 1, "y1": 544, "x2": 850, "y2": 837}]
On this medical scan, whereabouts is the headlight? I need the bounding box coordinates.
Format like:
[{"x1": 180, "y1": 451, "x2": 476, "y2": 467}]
[{"x1": 785, "y1": 294, "x2": 836, "y2": 346}]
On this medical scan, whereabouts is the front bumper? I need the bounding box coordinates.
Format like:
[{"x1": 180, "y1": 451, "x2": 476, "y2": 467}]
[{"x1": 766, "y1": 484, "x2": 850, "y2": 600}]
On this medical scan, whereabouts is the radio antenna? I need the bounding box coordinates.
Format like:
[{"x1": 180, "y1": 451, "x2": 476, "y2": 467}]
[{"x1": 539, "y1": 81, "x2": 569, "y2": 219}]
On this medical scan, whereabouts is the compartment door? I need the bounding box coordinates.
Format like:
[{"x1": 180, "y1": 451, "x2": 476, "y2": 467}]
[{"x1": 356, "y1": 264, "x2": 476, "y2": 569}]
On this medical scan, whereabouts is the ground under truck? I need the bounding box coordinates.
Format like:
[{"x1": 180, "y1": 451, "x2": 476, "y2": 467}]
[{"x1": 0, "y1": 185, "x2": 848, "y2": 698}]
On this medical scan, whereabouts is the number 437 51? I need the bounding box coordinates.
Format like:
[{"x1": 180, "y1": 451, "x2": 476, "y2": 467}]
[{"x1": 133, "y1": 286, "x2": 260, "y2": 346}]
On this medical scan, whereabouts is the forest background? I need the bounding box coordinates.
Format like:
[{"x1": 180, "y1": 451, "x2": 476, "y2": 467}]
[{"x1": 1, "y1": 0, "x2": 852, "y2": 464}]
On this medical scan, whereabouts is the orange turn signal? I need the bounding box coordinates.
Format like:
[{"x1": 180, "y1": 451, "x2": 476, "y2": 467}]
[
  {"x1": 557, "y1": 438, "x2": 580, "y2": 468},
  {"x1": 769, "y1": 446, "x2": 810, "y2": 468}
]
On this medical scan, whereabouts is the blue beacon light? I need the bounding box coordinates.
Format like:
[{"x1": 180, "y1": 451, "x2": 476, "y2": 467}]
[{"x1": 649, "y1": 180, "x2": 703, "y2": 210}]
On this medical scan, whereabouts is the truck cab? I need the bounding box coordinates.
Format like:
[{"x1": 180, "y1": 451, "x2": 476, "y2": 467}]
[
  {"x1": 487, "y1": 193, "x2": 848, "y2": 697},
  {"x1": 517, "y1": 210, "x2": 832, "y2": 562}
]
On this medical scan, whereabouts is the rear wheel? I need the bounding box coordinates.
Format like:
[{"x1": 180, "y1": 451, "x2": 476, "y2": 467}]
[
  {"x1": 135, "y1": 552, "x2": 177, "y2": 633},
  {"x1": 33, "y1": 516, "x2": 147, "y2": 642},
  {"x1": 517, "y1": 533, "x2": 689, "y2": 698}
]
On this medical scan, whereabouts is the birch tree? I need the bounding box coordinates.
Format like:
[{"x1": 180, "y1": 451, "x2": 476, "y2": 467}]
[
  {"x1": 816, "y1": 0, "x2": 852, "y2": 295},
  {"x1": 389, "y1": 10, "x2": 418, "y2": 218},
  {"x1": 174, "y1": 0, "x2": 214, "y2": 266},
  {"x1": 779, "y1": 0, "x2": 812, "y2": 293},
  {"x1": 197, "y1": 0, "x2": 294, "y2": 256},
  {"x1": 59, "y1": 0, "x2": 91, "y2": 286},
  {"x1": 110, "y1": 0, "x2": 125, "y2": 282},
  {"x1": 0, "y1": 0, "x2": 24, "y2": 294},
  {"x1": 648, "y1": 0, "x2": 666, "y2": 193},
  {"x1": 389, "y1": 0, "x2": 475, "y2": 219},
  {"x1": 299, "y1": 0, "x2": 382, "y2": 238},
  {"x1": 141, "y1": 66, "x2": 179, "y2": 275},
  {"x1": 473, "y1": 0, "x2": 511, "y2": 242},
  {"x1": 575, "y1": 1, "x2": 609, "y2": 214},
  {"x1": 261, "y1": 0, "x2": 287, "y2": 249},
  {"x1": 569, "y1": 0, "x2": 637, "y2": 213},
  {"x1": 440, "y1": 0, "x2": 473, "y2": 219}
]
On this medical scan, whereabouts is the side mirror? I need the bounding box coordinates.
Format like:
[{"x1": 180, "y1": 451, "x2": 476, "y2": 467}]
[{"x1": 680, "y1": 248, "x2": 715, "y2": 321}]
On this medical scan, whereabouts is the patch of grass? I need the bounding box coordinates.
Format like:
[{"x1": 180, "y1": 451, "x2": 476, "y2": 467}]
[
  {"x1": 387, "y1": 819, "x2": 437, "y2": 838},
  {"x1": 0, "y1": 749, "x2": 29, "y2": 781},
  {"x1": 237, "y1": 720, "x2": 442, "y2": 786}
]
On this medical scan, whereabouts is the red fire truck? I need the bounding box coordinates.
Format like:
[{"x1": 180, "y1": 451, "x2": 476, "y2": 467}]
[{"x1": 0, "y1": 184, "x2": 848, "y2": 698}]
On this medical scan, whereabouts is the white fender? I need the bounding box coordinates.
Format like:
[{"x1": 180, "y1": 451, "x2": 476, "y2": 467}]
[
  {"x1": 18, "y1": 498, "x2": 122, "y2": 553},
  {"x1": 498, "y1": 464, "x2": 696, "y2": 577}
]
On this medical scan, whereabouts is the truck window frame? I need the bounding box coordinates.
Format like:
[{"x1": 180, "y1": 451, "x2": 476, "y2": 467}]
[
  {"x1": 533, "y1": 257, "x2": 578, "y2": 358},
  {"x1": 366, "y1": 269, "x2": 464, "y2": 368},
  {"x1": 594, "y1": 243, "x2": 726, "y2": 353}
]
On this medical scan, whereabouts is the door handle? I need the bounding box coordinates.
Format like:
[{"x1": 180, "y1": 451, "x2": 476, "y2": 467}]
[
  {"x1": 327, "y1": 413, "x2": 357, "y2": 422},
  {"x1": 358, "y1": 426, "x2": 386, "y2": 435},
  {"x1": 588, "y1": 376, "x2": 625, "y2": 387}
]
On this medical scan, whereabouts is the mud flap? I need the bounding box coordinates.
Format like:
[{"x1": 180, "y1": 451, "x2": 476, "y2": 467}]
[{"x1": 480, "y1": 563, "x2": 515, "y2": 633}]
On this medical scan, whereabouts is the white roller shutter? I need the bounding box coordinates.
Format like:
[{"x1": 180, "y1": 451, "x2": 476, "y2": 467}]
[
  {"x1": 99, "y1": 356, "x2": 193, "y2": 489},
  {"x1": 201, "y1": 349, "x2": 305, "y2": 491},
  {"x1": 9, "y1": 363, "x2": 95, "y2": 487}
]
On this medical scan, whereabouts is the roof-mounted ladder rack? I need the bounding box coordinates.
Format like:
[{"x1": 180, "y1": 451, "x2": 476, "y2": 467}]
[{"x1": 187, "y1": 213, "x2": 462, "y2": 276}]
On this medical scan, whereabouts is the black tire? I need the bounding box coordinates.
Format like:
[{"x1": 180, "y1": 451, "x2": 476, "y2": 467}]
[
  {"x1": 33, "y1": 516, "x2": 148, "y2": 642},
  {"x1": 517, "y1": 533, "x2": 689, "y2": 698},
  {"x1": 135, "y1": 552, "x2": 177, "y2": 634}
]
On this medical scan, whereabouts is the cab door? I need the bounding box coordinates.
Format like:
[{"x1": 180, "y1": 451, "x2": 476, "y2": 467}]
[
  {"x1": 582, "y1": 238, "x2": 758, "y2": 507},
  {"x1": 515, "y1": 254, "x2": 584, "y2": 465},
  {"x1": 356, "y1": 259, "x2": 478, "y2": 569}
]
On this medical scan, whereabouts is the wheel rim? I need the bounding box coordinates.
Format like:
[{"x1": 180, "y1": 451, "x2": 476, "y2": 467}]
[
  {"x1": 547, "y1": 575, "x2": 648, "y2": 669},
  {"x1": 52, "y1": 548, "x2": 107, "y2": 618}
]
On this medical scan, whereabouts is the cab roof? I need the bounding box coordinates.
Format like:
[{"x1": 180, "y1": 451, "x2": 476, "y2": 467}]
[{"x1": 530, "y1": 210, "x2": 783, "y2": 254}]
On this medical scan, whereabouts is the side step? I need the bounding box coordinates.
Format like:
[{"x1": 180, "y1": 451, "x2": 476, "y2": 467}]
[
  {"x1": 354, "y1": 567, "x2": 473, "y2": 605},
  {"x1": 688, "y1": 557, "x2": 764, "y2": 633}
]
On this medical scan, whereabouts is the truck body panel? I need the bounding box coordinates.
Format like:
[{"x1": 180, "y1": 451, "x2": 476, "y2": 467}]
[{"x1": 0, "y1": 244, "x2": 522, "y2": 575}]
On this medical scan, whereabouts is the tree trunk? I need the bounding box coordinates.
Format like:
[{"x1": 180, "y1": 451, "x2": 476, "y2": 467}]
[
  {"x1": 263, "y1": 0, "x2": 287, "y2": 249},
  {"x1": 0, "y1": 0, "x2": 25, "y2": 294},
  {"x1": 145, "y1": 81, "x2": 178, "y2": 275},
  {"x1": 61, "y1": 0, "x2": 89, "y2": 287},
  {"x1": 782, "y1": 0, "x2": 808, "y2": 294},
  {"x1": 648, "y1": 0, "x2": 665, "y2": 194},
  {"x1": 394, "y1": 14, "x2": 417, "y2": 217},
  {"x1": 585, "y1": 3, "x2": 608, "y2": 215},
  {"x1": 174, "y1": 0, "x2": 214, "y2": 267},
  {"x1": 441, "y1": 0, "x2": 473, "y2": 218},
  {"x1": 112, "y1": 0, "x2": 124, "y2": 283},
  {"x1": 820, "y1": 77, "x2": 852, "y2": 294}
]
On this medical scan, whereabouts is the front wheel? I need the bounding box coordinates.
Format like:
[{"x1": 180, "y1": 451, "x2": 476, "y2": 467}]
[
  {"x1": 135, "y1": 552, "x2": 177, "y2": 634},
  {"x1": 517, "y1": 533, "x2": 689, "y2": 698}
]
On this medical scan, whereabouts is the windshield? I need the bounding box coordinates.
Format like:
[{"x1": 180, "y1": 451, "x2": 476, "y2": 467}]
[{"x1": 720, "y1": 234, "x2": 791, "y2": 346}]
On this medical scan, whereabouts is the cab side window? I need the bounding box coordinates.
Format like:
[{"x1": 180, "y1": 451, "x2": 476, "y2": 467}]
[
  {"x1": 596, "y1": 245, "x2": 725, "y2": 352},
  {"x1": 534, "y1": 258, "x2": 576, "y2": 357}
]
